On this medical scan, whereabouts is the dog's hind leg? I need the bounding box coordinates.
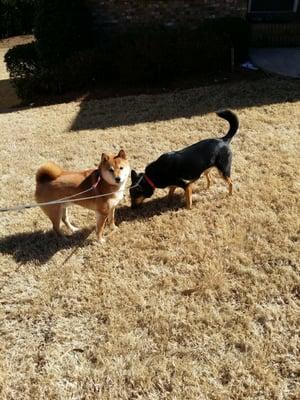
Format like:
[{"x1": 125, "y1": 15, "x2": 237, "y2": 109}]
[
  {"x1": 216, "y1": 149, "x2": 233, "y2": 195},
  {"x1": 217, "y1": 170, "x2": 233, "y2": 195},
  {"x1": 41, "y1": 205, "x2": 64, "y2": 235},
  {"x1": 224, "y1": 176, "x2": 233, "y2": 195},
  {"x1": 172, "y1": 179, "x2": 193, "y2": 209},
  {"x1": 203, "y1": 170, "x2": 212, "y2": 190},
  {"x1": 62, "y1": 206, "x2": 79, "y2": 233}
]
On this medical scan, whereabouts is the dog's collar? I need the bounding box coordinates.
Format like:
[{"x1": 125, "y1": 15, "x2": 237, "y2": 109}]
[{"x1": 144, "y1": 174, "x2": 156, "y2": 190}]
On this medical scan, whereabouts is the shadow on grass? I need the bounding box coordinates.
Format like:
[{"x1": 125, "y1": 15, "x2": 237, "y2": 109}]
[
  {"x1": 69, "y1": 74, "x2": 300, "y2": 131},
  {"x1": 116, "y1": 193, "x2": 186, "y2": 224},
  {"x1": 0, "y1": 228, "x2": 93, "y2": 264},
  {"x1": 0, "y1": 78, "x2": 21, "y2": 110},
  {"x1": 0, "y1": 194, "x2": 184, "y2": 265},
  {"x1": 0, "y1": 196, "x2": 181, "y2": 265},
  {"x1": 1, "y1": 72, "x2": 299, "y2": 130},
  {"x1": 0, "y1": 191, "x2": 206, "y2": 265}
]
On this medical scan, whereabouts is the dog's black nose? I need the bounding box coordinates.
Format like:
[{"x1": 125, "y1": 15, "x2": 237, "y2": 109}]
[{"x1": 115, "y1": 177, "x2": 121, "y2": 183}]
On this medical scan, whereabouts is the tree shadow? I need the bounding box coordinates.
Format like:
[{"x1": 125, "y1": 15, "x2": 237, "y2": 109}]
[
  {"x1": 0, "y1": 78, "x2": 21, "y2": 111},
  {"x1": 69, "y1": 73, "x2": 300, "y2": 131},
  {"x1": 1, "y1": 72, "x2": 299, "y2": 127},
  {"x1": 0, "y1": 228, "x2": 93, "y2": 265}
]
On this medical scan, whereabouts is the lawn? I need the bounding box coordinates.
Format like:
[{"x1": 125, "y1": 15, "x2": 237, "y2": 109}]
[{"x1": 0, "y1": 74, "x2": 299, "y2": 399}]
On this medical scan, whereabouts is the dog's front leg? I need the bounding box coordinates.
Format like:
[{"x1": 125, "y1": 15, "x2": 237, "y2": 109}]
[
  {"x1": 96, "y1": 211, "x2": 108, "y2": 242},
  {"x1": 204, "y1": 170, "x2": 212, "y2": 190},
  {"x1": 185, "y1": 184, "x2": 193, "y2": 209},
  {"x1": 171, "y1": 179, "x2": 193, "y2": 209},
  {"x1": 167, "y1": 186, "x2": 176, "y2": 204},
  {"x1": 107, "y1": 208, "x2": 118, "y2": 230}
]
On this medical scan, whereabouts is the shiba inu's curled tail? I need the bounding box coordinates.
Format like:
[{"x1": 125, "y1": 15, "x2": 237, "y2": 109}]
[
  {"x1": 36, "y1": 162, "x2": 62, "y2": 183},
  {"x1": 217, "y1": 110, "x2": 239, "y2": 143}
]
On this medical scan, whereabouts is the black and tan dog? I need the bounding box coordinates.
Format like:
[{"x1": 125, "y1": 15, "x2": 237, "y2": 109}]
[{"x1": 130, "y1": 110, "x2": 239, "y2": 209}]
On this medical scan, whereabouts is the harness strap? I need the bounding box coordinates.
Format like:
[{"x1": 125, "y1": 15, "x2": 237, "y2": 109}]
[
  {"x1": 144, "y1": 174, "x2": 156, "y2": 189},
  {"x1": 92, "y1": 172, "x2": 101, "y2": 189}
]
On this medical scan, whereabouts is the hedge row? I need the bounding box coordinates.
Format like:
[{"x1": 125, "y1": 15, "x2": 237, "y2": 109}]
[
  {"x1": 100, "y1": 18, "x2": 249, "y2": 83},
  {"x1": 5, "y1": 0, "x2": 93, "y2": 98},
  {"x1": 0, "y1": 0, "x2": 36, "y2": 38},
  {"x1": 5, "y1": 15, "x2": 250, "y2": 101}
]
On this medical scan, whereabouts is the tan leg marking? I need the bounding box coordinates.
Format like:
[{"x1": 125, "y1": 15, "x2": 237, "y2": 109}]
[
  {"x1": 204, "y1": 171, "x2": 211, "y2": 189},
  {"x1": 107, "y1": 208, "x2": 117, "y2": 230},
  {"x1": 225, "y1": 177, "x2": 233, "y2": 195},
  {"x1": 62, "y1": 207, "x2": 79, "y2": 233},
  {"x1": 135, "y1": 196, "x2": 145, "y2": 206},
  {"x1": 96, "y1": 211, "x2": 108, "y2": 242},
  {"x1": 41, "y1": 205, "x2": 64, "y2": 236},
  {"x1": 217, "y1": 169, "x2": 233, "y2": 195},
  {"x1": 185, "y1": 184, "x2": 193, "y2": 209},
  {"x1": 167, "y1": 186, "x2": 176, "y2": 203},
  {"x1": 203, "y1": 168, "x2": 214, "y2": 190},
  {"x1": 220, "y1": 175, "x2": 233, "y2": 195}
]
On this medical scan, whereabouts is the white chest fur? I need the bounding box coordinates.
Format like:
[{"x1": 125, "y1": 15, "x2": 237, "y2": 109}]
[{"x1": 108, "y1": 180, "x2": 126, "y2": 209}]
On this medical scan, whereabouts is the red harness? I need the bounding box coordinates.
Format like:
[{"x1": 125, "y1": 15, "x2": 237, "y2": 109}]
[{"x1": 144, "y1": 174, "x2": 156, "y2": 189}]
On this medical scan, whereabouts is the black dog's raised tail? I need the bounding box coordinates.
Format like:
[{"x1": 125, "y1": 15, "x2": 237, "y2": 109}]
[{"x1": 217, "y1": 110, "x2": 239, "y2": 142}]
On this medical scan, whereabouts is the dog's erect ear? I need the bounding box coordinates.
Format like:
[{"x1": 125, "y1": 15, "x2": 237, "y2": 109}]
[
  {"x1": 117, "y1": 149, "x2": 126, "y2": 159},
  {"x1": 101, "y1": 153, "x2": 109, "y2": 163},
  {"x1": 131, "y1": 170, "x2": 138, "y2": 182}
]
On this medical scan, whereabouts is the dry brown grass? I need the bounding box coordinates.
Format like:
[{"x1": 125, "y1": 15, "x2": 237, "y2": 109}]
[{"x1": 0, "y1": 74, "x2": 300, "y2": 399}]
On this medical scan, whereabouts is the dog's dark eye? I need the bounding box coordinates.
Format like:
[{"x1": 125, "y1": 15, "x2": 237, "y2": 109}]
[
  {"x1": 109, "y1": 167, "x2": 114, "y2": 172},
  {"x1": 120, "y1": 167, "x2": 124, "y2": 170}
]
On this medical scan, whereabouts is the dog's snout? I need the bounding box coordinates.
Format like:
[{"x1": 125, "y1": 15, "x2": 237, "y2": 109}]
[{"x1": 115, "y1": 176, "x2": 121, "y2": 183}]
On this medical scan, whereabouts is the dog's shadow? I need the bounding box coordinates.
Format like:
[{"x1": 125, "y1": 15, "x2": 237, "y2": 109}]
[
  {"x1": 0, "y1": 228, "x2": 93, "y2": 265},
  {"x1": 0, "y1": 194, "x2": 186, "y2": 265},
  {"x1": 117, "y1": 193, "x2": 185, "y2": 224}
]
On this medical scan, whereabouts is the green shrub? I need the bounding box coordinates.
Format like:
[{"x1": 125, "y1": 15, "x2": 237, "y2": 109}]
[
  {"x1": 203, "y1": 17, "x2": 250, "y2": 61},
  {"x1": 33, "y1": 48, "x2": 100, "y2": 94},
  {"x1": 0, "y1": 0, "x2": 37, "y2": 38},
  {"x1": 5, "y1": 42, "x2": 99, "y2": 99},
  {"x1": 95, "y1": 18, "x2": 249, "y2": 85},
  {"x1": 4, "y1": 41, "x2": 39, "y2": 99},
  {"x1": 5, "y1": 15, "x2": 249, "y2": 101},
  {"x1": 97, "y1": 23, "x2": 231, "y2": 84},
  {"x1": 5, "y1": 0, "x2": 94, "y2": 100},
  {"x1": 35, "y1": 0, "x2": 93, "y2": 66}
]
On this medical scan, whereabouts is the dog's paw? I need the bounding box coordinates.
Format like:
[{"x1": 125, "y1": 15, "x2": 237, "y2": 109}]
[
  {"x1": 192, "y1": 193, "x2": 201, "y2": 202},
  {"x1": 98, "y1": 236, "x2": 107, "y2": 244},
  {"x1": 70, "y1": 226, "x2": 80, "y2": 233},
  {"x1": 110, "y1": 224, "x2": 119, "y2": 231}
]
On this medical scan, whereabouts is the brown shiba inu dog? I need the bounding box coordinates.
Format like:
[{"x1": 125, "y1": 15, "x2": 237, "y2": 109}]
[{"x1": 35, "y1": 149, "x2": 130, "y2": 242}]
